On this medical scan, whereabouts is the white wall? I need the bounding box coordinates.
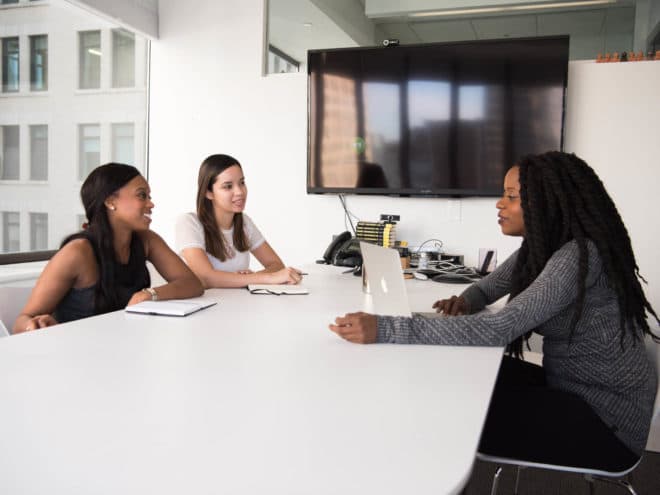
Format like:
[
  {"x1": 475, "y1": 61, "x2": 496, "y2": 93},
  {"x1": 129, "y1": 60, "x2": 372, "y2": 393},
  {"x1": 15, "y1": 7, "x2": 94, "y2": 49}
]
[{"x1": 150, "y1": 0, "x2": 660, "y2": 315}]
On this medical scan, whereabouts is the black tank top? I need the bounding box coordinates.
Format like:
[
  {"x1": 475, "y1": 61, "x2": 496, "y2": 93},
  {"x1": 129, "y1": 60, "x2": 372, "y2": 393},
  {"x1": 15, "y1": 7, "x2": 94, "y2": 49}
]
[{"x1": 53, "y1": 235, "x2": 150, "y2": 323}]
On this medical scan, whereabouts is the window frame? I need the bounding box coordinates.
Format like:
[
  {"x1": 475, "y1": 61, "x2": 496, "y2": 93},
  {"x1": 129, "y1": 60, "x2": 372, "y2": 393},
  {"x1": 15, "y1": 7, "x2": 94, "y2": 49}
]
[{"x1": 1, "y1": 22, "x2": 151, "y2": 265}]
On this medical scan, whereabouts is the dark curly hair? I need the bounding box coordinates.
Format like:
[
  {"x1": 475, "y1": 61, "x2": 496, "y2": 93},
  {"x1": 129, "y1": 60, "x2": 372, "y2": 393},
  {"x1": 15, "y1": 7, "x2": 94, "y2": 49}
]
[{"x1": 506, "y1": 151, "x2": 659, "y2": 357}]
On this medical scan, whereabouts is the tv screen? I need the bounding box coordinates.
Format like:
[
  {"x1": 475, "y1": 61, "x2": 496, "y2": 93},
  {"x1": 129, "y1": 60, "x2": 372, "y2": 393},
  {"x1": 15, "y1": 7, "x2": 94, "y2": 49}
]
[{"x1": 307, "y1": 36, "x2": 569, "y2": 197}]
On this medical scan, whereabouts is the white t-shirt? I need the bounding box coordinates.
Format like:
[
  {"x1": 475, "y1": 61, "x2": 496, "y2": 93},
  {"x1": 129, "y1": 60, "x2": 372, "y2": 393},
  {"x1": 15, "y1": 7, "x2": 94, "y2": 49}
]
[{"x1": 175, "y1": 212, "x2": 266, "y2": 272}]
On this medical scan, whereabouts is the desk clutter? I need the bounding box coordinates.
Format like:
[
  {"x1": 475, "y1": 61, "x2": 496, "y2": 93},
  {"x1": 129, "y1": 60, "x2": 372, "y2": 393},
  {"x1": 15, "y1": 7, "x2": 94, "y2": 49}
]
[
  {"x1": 596, "y1": 50, "x2": 660, "y2": 63},
  {"x1": 355, "y1": 218, "x2": 397, "y2": 247}
]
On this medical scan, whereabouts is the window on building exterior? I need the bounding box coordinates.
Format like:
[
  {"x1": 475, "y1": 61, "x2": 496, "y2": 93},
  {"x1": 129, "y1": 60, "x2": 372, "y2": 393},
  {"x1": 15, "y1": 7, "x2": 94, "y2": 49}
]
[
  {"x1": 2, "y1": 37, "x2": 19, "y2": 92},
  {"x1": 30, "y1": 34, "x2": 48, "y2": 91},
  {"x1": 29, "y1": 212, "x2": 48, "y2": 250},
  {"x1": 78, "y1": 124, "x2": 100, "y2": 180},
  {"x1": 79, "y1": 30, "x2": 101, "y2": 89},
  {"x1": 0, "y1": 2, "x2": 148, "y2": 261},
  {"x1": 2, "y1": 212, "x2": 20, "y2": 253},
  {"x1": 30, "y1": 125, "x2": 48, "y2": 181},
  {"x1": 1, "y1": 125, "x2": 19, "y2": 180},
  {"x1": 112, "y1": 123, "x2": 135, "y2": 165},
  {"x1": 112, "y1": 29, "x2": 135, "y2": 88},
  {"x1": 1, "y1": 1, "x2": 20, "y2": 5}
]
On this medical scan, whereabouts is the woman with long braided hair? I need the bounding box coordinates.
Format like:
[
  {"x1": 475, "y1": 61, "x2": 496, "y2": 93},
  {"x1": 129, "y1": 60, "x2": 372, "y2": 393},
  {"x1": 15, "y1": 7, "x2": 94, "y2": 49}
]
[{"x1": 330, "y1": 151, "x2": 658, "y2": 470}]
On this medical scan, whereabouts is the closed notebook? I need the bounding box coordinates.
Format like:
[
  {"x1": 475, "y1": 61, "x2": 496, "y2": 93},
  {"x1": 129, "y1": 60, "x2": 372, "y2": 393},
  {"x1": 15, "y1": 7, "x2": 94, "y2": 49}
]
[
  {"x1": 248, "y1": 284, "x2": 309, "y2": 295},
  {"x1": 125, "y1": 298, "x2": 217, "y2": 316}
]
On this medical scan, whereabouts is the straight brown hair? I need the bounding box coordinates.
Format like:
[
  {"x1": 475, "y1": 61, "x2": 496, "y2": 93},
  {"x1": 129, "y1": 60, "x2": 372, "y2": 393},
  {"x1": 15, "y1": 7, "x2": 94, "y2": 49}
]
[{"x1": 196, "y1": 154, "x2": 250, "y2": 261}]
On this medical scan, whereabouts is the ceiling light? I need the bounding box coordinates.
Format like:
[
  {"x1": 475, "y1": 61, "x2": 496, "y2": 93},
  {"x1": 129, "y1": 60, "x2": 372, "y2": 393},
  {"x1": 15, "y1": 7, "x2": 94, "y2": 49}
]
[
  {"x1": 87, "y1": 48, "x2": 102, "y2": 56},
  {"x1": 409, "y1": 0, "x2": 616, "y2": 18}
]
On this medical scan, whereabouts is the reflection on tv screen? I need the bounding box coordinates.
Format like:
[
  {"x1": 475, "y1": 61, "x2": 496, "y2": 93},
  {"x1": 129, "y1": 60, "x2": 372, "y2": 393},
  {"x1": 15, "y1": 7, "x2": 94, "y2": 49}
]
[{"x1": 307, "y1": 36, "x2": 569, "y2": 196}]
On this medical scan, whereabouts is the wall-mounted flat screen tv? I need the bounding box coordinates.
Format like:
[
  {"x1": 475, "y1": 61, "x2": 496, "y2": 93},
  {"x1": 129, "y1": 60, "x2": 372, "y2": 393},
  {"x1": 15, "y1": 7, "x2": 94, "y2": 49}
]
[{"x1": 307, "y1": 36, "x2": 569, "y2": 197}]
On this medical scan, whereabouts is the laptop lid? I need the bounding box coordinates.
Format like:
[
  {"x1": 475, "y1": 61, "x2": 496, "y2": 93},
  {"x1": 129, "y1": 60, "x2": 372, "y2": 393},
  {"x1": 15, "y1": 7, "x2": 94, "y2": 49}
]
[{"x1": 359, "y1": 242, "x2": 412, "y2": 317}]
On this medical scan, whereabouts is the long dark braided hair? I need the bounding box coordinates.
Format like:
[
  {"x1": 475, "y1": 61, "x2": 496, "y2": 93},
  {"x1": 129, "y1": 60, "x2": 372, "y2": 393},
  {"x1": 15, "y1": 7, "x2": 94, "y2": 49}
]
[
  {"x1": 61, "y1": 163, "x2": 150, "y2": 315},
  {"x1": 506, "y1": 151, "x2": 659, "y2": 357}
]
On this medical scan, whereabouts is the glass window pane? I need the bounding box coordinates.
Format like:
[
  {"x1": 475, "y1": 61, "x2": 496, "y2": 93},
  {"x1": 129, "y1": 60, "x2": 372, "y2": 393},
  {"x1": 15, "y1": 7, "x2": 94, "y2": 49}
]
[
  {"x1": 2, "y1": 37, "x2": 19, "y2": 93},
  {"x1": 79, "y1": 30, "x2": 101, "y2": 89},
  {"x1": 30, "y1": 35, "x2": 48, "y2": 91},
  {"x1": 2, "y1": 212, "x2": 20, "y2": 253},
  {"x1": 78, "y1": 124, "x2": 100, "y2": 180},
  {"x1": 1, "y1": 125, "x2": 20, "y2": 180},
  {"x1": 29, "y1": 212, "x2": 48, "y2": 250},
  {"x1": 112, "y1": 29, "x2": 135, "y2": 88},
  {"x1": 1, "y1": 1, "x2": 20, "y2": 6},
  {"x1": 112, "y1": 123, "x2": 134, "y2": 165},
  {"x1": 30, "y1": 125, "x2": 48, "y2": 181},
  {"x1": 0, "y1": 2, "x2": 148, "y2": 260}
]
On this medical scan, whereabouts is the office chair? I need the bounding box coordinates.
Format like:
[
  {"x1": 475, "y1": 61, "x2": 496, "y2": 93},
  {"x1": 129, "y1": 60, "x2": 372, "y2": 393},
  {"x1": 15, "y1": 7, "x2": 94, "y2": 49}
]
[
  {"x1": 477, "y1": 337, "x2": 659, "y2": 495},
  {"x1": 0, "y1": 287, "x2": 33, "y2": 337}
]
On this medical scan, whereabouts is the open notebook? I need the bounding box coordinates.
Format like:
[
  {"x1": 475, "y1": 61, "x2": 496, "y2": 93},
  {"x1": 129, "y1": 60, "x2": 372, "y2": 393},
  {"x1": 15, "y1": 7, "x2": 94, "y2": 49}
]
[
  {"x1": 248, "y1": 284, "x2": 309, "y2": 295},
  {"x1": 125, "y1": 297, "x2": 217, "y2": 316}
]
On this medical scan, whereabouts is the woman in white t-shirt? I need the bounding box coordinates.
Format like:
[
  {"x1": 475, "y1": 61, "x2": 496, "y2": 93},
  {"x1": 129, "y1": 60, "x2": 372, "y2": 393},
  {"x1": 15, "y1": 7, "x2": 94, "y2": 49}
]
[{"x1": 175, "y1": 154, "x2": 301, "y2": 288}]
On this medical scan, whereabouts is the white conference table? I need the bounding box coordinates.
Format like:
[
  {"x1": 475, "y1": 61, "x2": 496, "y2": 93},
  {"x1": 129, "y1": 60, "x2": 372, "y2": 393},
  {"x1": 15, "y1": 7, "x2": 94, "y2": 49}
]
[{"x1": 0, "y1": 264, "x2": 503, "y2": 495}]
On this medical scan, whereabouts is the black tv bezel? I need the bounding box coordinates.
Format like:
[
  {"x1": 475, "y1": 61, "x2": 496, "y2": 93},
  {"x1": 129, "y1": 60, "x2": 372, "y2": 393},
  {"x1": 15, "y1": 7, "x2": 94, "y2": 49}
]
[{"x1": 306, "y1": 35, "x2": 569, "y2": 198}]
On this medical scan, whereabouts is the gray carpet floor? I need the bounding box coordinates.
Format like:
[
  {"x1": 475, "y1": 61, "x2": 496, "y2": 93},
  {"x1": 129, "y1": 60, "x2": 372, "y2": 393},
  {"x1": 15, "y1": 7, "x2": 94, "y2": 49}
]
[{"x1": 461, "y1": 450, "x2": 660, "y2": 494}]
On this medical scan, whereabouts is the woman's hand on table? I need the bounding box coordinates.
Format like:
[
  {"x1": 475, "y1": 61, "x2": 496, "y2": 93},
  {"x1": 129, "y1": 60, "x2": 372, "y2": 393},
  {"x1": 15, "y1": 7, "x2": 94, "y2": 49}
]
[
  {"x1": 432, "y1": 295, "x2": 468, "y2": 316},
  {"x1": 329, "y1": 312, "x2": 377, "y2": 344}
]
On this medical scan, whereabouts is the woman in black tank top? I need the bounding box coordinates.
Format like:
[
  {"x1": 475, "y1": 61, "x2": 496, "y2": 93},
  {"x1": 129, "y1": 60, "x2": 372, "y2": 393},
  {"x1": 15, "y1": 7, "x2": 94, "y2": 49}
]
[{"x1": 14, "y1": 163, "x2": 203, "y2": 333}]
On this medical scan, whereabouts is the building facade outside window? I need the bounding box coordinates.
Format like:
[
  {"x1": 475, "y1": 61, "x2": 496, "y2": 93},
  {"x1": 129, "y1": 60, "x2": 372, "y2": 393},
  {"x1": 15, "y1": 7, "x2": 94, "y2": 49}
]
[
  {"x1": 0, "y1": 2, "x2": 148, "y2": 260},
  {"x1": 1, "y1": 125, "x2": 19, "y2": 180},
  {"x1": 29, "y1": 212, "x2": 48, "y2": 250},
  {"x1": 2, "y1": 37, "x2": 19, "y2": 92},
  {"x1": 78, "y1": 124, "x2": 100, "y2": 180},
  {"x1": 79, "y1": 30, "x2": 101, "y2": 89},
  {"x1": 112, "y1": 123, "x2": 134, "y2": 165},
  {"x1": 30, "y1": 34, "x2": 48, "y2": 91},
  {"x1": 30, "y1": 124, "x2": 48, "y2": 181},
  {"x1": 112, "y1": 29, "x2": 135, "y2": 88},
  {"x1": 1, "y1": 0, "x2": 20, "y2": 4},
  {"x1": 2, "y1": 212, "x2": 20, "y2": 253}
]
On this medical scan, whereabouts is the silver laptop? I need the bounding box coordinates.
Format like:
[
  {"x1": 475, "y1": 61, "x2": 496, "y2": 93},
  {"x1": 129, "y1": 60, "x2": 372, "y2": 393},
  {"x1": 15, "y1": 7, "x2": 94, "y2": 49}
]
[
  {"x1": 360, "y1": 242, "x2": 446, "y2": 319},
  {"x1": 359, "y1": 242, "x2": 412, "y2": 317}
]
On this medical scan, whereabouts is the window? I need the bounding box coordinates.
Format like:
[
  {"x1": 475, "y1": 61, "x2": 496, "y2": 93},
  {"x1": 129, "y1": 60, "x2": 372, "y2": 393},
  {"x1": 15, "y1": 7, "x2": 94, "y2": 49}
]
[
  {"x1": 79, "y1": 30, "x2": 101, "y2": 89},
  {"x1": 1, "y1": 125, "x2": 19, "y2": 180},
  {"x1": 30, "y1": 125, "x2": 48, "y2": 181},
  {"x1": 29, "y1": 212, "x2": 48, "y2": 250},
  {"x1": 112, "y1": 123, "x2": 134, "y2": 165},
  {"x1": 112, "y1": 29, "x2": 135, "y2": 88},
  {"x1": 0, "y1": 2, "x2": 148, "y2": 262},
  {"x1": 2, "y1": 37, "x2": 19, "y2": 92},
  {"x1": 267, "y1": 45, "x2": 300, "y2": 74},
  {"x1": 78, "y1": 124, "x2": 100, "y2": 180},
  {"x1": 1, "y1": 0, "x2": 20, "y2": 5},
  {"x1": 2, "y1": 212, "x2": 20, "y2": 253},
  {"x1": 30, "y1": 35, "x2": 48, "y2": 91}
]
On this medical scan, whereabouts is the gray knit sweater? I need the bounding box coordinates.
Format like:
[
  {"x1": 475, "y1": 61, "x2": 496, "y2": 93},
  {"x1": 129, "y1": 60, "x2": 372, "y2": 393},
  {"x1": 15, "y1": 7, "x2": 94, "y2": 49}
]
[{"x1": 377, "y1": 240, "x2": 657, "y2": 455}]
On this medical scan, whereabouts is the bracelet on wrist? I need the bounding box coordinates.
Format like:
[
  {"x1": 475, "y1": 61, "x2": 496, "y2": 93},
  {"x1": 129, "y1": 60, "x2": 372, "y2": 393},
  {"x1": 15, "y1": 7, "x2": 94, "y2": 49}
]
[{"x1": 143, "y1": 287, "x2": 158, "y2": 301}]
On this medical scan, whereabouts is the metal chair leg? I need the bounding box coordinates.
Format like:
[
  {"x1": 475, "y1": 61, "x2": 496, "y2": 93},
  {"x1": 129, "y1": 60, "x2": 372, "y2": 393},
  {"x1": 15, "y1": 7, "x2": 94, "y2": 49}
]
[
  {"x1": 514, "y1": 466, "x2": 525, "y2": 495},
  {"x1": 490, "y1": 466, "x2": 503, "y2": 495},
  {"x1": 585, "y1": 473, "x2": 638, "y2": 495}
]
